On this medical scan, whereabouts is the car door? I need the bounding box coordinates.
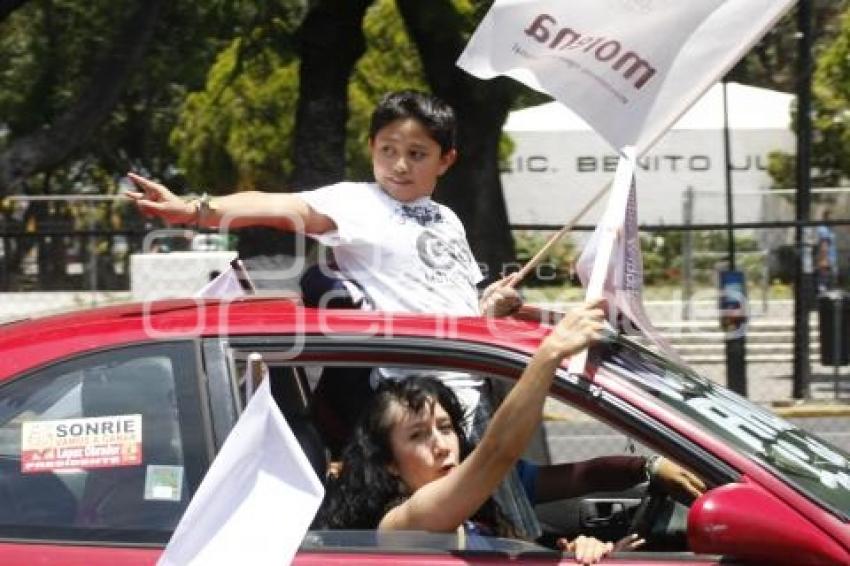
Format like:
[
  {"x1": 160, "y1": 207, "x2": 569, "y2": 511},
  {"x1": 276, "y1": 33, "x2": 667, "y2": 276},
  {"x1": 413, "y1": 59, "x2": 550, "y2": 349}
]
[
  {"x1": 0, "y1": 341, "x2": 210, "y2": 565},
  {"x1": 534, "y1": 395, "x2": 654, "y2": 545},
  {"x1": 206, "y1": 334, "x2": 731, "y2": 566}
]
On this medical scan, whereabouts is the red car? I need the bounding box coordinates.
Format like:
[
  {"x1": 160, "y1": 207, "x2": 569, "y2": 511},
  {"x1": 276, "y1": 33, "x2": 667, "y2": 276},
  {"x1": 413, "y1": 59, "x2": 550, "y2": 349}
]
[{"x1": 0, "y1": 297, "x2": 848, "y2": 565}]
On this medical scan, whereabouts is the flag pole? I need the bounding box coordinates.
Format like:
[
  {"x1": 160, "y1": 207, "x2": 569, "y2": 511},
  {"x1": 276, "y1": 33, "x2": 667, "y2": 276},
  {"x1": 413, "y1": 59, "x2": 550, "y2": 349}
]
[
  {"x1": 508, "y1": 181, "x2": 611, "y2": 288},
  {"x1": 230, "y1": 258, "x2": 257, "y2": 294},
  {"x1": 568, "y1": 148, "x2": 637, "y2": 376}
]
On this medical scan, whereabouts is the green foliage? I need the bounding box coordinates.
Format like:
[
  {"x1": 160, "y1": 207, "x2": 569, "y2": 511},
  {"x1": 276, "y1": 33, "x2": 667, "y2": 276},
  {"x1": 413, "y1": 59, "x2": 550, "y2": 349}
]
[
  {"x1": 759, "y1": 3, "x2": 850, "y2": 189},
  {"x1": 0, "y1": 0, "x2": 245, "y2": 199},
  {"x1": 810, "y1": 6, "x2": 850, "y2": 186},
  {"x1": 639, "y1": 233, "x2": 684, "y2": 285},
  {"x1": 171, "y1": 0, "x2": 429, "y2": 188},
  {"x1": 514, "y1": 229, "x2": 764, "y2": 289},
  {"x1": 0, "y1": 1, "x2": 129, "y2": 138},
  {"x1": 640, "y1": 231, "x2": 762, "y2": 286},
  {"x1": 171, "y1": 40, "x2": 299, "y2": 191},
  {"x1": 512, "y1": 231, "x2": 575, "y2": 287},
  {"x1": 347, "y1": 0, "x2": 428, "y2": 180},
  {"x1": 727, "y1": 2, "x2": 849, "y2": 91},
  {"x1": 165, "y1": 2, "x2": 307, "y2": 192},
  {"x1": 766, "y1": 150, "x2": 796, "y2": 193}
]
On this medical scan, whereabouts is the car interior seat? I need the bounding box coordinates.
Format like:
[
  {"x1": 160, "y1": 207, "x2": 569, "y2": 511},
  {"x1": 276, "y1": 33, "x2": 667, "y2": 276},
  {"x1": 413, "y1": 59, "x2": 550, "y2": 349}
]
[
  {"x1": 268, "y1": 366, "x2": 329, "y2": 481},
  {"x1": 0, "y1": 456, "x2": 78, "y2": 528},
  {"x1": 76, "y1": 357, "x2": 188, "y2": 531},
  {"x1": 310, "y1": 366, "x2": 374, "y2": 460}
]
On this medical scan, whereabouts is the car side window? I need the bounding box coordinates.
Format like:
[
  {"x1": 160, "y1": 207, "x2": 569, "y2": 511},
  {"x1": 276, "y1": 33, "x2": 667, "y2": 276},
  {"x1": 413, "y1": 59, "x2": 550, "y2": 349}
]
[
  {"x1": 0, "y1": 341, "x2": 206, "y2": 542},
  {"x1": 539, "y1": 394, "x2": 654, "y2": 464}
]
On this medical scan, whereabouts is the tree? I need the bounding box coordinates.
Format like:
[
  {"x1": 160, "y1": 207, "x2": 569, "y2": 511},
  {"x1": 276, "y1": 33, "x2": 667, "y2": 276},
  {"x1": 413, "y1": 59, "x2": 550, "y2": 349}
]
[
  {"x1": 0, "y1": 0, "x2": 272, "y2": 288},
  {"x1": 0, "y1": 0, "x2": 27, "y2": 23},
  {"x1": 762, "y1": 3, "x2": 850, "y2": 190},
  {"x1": 810, "y1": 5, "x2": 850, "y2": 186},
  {"x1": 397, "y1": 0, "x2": 519, "y2": 278},
  {"x1": 0, "y1": 0, "x2": 166, "y2": 196},
  {"x1": 727, "y1": 2, "x2": 849, "y2": 91},
  {"x1": 0, "y1": 1, "x2": 292, "y2": 196},
  {"x1": 172, "y1": 0, "x2": 427, "y2": 191},
  {"x1": 171, "y1": 34, "x2": 302, "y2": 192},
  {"x1": 169, "y1": 0, "x2": 375, "y2": 260},
  {"x1": 290, "y1": 0, "x2": 374, "y2": 190}
]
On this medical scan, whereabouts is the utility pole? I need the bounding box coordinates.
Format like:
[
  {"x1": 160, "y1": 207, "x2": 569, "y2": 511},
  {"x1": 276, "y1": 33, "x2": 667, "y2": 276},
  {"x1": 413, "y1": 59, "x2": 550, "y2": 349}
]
[
  {"x1": 722, "y1": 79, "x2": 747, "y2": 396},
  {"x1": 682, "y1": 186, "x2": 694, "y2": 321},
  {"x1": 793, "y1": 0, "x2": 813, "y2": 399}
]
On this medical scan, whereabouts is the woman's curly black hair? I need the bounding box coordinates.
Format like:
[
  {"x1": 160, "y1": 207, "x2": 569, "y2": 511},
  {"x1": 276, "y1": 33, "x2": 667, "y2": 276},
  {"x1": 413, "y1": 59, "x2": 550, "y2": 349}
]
[{"x1": 315, "y1": 375, "x2": 517, "y2": 538}]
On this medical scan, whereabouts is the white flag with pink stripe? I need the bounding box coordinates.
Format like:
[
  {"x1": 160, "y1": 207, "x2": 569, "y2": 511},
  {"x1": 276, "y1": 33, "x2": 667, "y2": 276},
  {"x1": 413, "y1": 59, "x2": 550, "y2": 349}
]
[
  {"x1": 458, "y1": 0, "x2": 795, "y2": 371},
  {"x1": 458, "y1": 0, "x2": 795, "y2": 155}
]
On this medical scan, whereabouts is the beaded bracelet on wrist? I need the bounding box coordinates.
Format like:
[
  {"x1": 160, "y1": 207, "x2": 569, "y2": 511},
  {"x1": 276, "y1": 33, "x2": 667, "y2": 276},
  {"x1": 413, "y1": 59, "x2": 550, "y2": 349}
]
[{"x1": 191, "y1": 192, "x2": 211, "y2": 229}]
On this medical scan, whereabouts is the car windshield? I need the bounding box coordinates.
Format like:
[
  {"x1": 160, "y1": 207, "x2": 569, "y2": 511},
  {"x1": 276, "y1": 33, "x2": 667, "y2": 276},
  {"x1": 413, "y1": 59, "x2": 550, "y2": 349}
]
[{"x1": 598, "y1": 336, "x2": 850, "y2": 520}]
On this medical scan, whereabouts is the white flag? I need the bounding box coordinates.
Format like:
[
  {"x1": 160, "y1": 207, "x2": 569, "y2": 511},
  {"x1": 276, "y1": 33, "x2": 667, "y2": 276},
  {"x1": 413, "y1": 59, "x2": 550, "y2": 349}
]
[
  {"x1": 458, "y1": 0, "x2": 796, "y2": 155},
  {"x1": 459, "y1": 1, "x2": 794, "y2": 371},
  {"x1": 157, "y1": 377, "x2": 324, "y2": 566},
  {"x1": 570, "y1": 148, "x2": 682, "y2": 373},
  {"x1": 195, "y1": 259, "x2": 255, "y2": 298}
]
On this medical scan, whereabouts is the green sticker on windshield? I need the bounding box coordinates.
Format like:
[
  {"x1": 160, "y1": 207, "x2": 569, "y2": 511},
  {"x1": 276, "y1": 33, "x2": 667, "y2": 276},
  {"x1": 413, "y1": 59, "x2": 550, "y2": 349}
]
[{"x1": 144, "y1": 464, "x2": 183, "y2": 501}]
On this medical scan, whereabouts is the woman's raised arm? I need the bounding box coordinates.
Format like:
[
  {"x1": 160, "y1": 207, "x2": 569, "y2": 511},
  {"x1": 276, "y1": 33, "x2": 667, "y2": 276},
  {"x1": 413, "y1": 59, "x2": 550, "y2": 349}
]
[{"x1": 378, "y1": 299, "x2": 606, "y2": 533}]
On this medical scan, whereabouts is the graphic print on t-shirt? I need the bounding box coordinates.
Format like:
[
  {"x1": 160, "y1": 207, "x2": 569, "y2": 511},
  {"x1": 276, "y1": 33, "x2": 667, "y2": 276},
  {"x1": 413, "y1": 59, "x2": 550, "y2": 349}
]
[
  {"x1": 300, "y1": 182, "x2": 483, "y2": 314},
  {"x1": 416, "y1": 229, "x2": 477, "y2": 286}
]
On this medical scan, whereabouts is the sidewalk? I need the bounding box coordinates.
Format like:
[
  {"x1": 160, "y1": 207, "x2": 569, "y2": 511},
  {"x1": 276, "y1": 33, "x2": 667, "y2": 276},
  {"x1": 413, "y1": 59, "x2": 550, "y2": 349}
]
[{"x1": 772, "y1": 398, "x2": 850, "y2": 418}]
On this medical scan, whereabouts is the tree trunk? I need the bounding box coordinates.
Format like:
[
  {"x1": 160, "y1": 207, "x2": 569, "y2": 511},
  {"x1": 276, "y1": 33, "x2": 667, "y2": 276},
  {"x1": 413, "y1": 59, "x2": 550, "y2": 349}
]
[
  {"x1": 0, "y1": 0, "x2": 165, "y2": 196},
  {"x1": 395, "y1": 0, "x2": 516, "y2": 281},
  {"x1": 238, "y1": 0, "x2": 373, "y2": 264},
  {"x1": 290, "y1": 0, "x2": 374, "y2": 190}
]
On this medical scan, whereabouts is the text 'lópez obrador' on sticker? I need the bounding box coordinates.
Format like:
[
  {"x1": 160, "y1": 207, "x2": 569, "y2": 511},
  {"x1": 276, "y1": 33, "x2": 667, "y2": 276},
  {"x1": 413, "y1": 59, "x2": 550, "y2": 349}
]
[{"x1": 21, "y1": 414, "x2": 142, "y2": 473}]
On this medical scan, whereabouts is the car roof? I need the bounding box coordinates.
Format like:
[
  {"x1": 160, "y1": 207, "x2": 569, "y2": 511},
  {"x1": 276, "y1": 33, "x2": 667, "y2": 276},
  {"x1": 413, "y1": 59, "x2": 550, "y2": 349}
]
[{"x1": 0, "y1": 297, "x2": 552, "y2": 380}]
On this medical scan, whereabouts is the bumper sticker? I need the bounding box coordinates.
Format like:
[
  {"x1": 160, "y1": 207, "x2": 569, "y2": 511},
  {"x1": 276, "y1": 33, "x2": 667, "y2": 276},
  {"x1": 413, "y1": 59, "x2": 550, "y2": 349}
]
[{"x1": 21, "y1": 414, "x2": 142, "y2": 473}]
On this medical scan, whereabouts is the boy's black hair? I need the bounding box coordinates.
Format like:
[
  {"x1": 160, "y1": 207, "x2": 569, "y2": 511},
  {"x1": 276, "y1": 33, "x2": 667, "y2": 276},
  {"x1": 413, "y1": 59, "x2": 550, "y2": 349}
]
[{"x1": 369, "y1": 90, "x2": 457, "y2": 154}]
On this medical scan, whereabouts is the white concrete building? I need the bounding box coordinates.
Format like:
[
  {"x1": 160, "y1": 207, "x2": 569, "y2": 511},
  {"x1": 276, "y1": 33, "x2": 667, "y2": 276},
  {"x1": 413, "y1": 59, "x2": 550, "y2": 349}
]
[{"x1": 501, "y1": 82, "x2": 795, "y2": 226}]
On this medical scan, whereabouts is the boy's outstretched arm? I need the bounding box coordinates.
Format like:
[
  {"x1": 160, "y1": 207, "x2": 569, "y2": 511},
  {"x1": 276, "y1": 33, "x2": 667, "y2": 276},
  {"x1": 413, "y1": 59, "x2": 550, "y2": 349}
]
[{"x1": 126, "y1": 172, "x2": 336, "y2": 234}]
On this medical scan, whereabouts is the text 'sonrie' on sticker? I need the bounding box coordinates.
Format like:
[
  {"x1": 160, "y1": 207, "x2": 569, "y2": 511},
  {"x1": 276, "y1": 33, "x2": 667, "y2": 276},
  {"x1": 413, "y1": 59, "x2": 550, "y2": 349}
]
[{"x1": 21, "y1": 414, "x2": 143, "y2": 473}]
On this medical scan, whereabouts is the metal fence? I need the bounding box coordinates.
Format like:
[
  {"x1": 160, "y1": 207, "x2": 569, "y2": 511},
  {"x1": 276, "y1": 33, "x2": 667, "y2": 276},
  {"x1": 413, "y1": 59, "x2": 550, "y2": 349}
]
[{"x1": 1, "y1": 219, "x2": 849, "y2": 406}]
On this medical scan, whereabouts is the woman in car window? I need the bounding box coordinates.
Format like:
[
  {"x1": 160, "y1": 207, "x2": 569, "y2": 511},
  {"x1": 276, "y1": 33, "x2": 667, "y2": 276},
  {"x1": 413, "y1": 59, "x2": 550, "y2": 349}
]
[{"x1": 318, "y1": 300, "x2": 705, "y2": 564}]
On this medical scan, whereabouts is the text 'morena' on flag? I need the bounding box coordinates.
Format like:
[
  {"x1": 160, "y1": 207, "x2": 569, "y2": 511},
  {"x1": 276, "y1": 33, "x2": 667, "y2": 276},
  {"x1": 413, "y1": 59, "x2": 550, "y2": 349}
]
[
  {"x1": 458, "y1": 0, "x2": 795, "y2": 374},
  {"x1": 457, "y1": 0, "x2": 796, "y2": 155}
]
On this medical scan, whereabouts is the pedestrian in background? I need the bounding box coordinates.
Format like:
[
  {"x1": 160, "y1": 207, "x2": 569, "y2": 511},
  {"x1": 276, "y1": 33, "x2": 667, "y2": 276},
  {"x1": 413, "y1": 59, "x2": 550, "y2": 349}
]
[{"x1": 816, "y1": 210, "x2": 838, "y2": 293}]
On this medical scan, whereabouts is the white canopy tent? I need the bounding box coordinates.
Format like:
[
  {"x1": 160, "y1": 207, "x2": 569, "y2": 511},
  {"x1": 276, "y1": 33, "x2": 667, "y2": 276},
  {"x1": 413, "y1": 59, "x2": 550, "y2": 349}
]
[{"x1": 501, "y1": 82, "x2": 795, "y2": 226}]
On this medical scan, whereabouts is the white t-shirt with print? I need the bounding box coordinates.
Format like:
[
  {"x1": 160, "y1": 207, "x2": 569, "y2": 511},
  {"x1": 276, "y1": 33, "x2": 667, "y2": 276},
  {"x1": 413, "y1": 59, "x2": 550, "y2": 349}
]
[
  {"x1": 299, "y1": 182, "x2": 483, "y2": 315},
  {"x1": 299, "y1": 182, "x2": 486, "y2": 418}
]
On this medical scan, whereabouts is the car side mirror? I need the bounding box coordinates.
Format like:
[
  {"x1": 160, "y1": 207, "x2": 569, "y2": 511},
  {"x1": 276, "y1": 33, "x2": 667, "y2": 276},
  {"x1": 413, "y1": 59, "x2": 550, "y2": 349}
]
[{"x1": 688, "y1": 482, "x2": 847, "y2": 565}]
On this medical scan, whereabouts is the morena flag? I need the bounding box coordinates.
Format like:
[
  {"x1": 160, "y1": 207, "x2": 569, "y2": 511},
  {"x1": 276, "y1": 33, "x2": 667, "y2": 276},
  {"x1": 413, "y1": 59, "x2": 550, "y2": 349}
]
[
  {"x1": 457, "y1": 0, "x2": 796, "y2": 155},
  {"x1": 458, "y1": 0, "x2": 795, "y2": 372}
]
